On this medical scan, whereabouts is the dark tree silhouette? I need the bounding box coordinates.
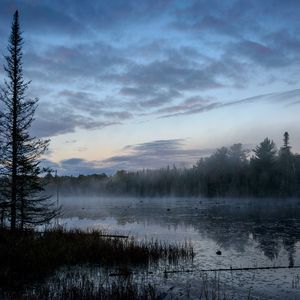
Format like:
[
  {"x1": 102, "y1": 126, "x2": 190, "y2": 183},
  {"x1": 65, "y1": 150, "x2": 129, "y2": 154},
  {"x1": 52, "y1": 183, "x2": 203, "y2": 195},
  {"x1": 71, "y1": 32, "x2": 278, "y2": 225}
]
[
  {"x1": 283, "y1": 132, "x2": 291, "y2": 151},
  {"x1": 0, "y1": 11, "x2": 58, "y2": 230},
  {"x1": 278, "y1": 132, "x2": 295, "y2": 196},
  {"x1": 252, "y1": 138, "x2": 277, "y2": 165},
  {"x1": 250, "y1": 138, "x2": 277, "y2": 196}
]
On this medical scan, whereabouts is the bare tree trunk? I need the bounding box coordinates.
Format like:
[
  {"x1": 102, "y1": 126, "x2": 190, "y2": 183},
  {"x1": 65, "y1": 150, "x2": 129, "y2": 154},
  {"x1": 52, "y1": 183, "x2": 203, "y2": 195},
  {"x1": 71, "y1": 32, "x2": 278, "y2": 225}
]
[{"x1": 0, "y1": 209, "x2": 4, "y2": 228}]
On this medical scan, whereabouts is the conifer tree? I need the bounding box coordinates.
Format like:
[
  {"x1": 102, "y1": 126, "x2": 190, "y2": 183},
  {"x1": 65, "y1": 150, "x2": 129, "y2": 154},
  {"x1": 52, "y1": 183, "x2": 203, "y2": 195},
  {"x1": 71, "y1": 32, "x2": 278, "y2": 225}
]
[
  {"x1": 0, "y1": 11, "x2": 58, "y2": 230},
  {"x1": 279, "y1": 132, "x2": 295, "y2": 195},
  {"x1": 250, "y1": 138, "x2": 277, "y2": 196}
]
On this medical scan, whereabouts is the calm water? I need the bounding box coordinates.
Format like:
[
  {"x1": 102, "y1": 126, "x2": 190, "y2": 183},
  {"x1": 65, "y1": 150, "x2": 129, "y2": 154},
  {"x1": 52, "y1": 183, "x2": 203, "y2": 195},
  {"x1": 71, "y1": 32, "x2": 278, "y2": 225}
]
[{"x1": 57, "y1": 197, "x2": 300, "y2": 299}]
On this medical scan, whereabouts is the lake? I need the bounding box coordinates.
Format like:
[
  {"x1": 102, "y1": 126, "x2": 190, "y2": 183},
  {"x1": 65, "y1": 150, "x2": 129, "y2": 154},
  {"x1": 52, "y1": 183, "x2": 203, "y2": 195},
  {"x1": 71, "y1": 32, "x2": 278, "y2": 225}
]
[{"x1": 57, "y1": 197, "x2": 300, "y2": 299}]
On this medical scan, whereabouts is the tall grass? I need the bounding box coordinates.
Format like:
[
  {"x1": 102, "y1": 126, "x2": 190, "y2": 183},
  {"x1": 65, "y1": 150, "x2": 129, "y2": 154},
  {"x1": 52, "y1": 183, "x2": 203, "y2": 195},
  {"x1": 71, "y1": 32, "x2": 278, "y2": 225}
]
[
  {"x1": 0, "y1": 227, "x2": 194, "y2": 289},
  {"x1": 2, "y1": 271, "x2": 157, "y2": 300},
  {"x1": 2, "y1": 268, "x2": 232, "y2": 300}
]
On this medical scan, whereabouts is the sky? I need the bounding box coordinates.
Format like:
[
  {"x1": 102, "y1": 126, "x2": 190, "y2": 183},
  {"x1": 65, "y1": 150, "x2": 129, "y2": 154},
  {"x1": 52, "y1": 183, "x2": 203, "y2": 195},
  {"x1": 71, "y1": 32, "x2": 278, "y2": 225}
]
[{"x1": 0, "y1": 0, "x2": 300, "y2": 175}]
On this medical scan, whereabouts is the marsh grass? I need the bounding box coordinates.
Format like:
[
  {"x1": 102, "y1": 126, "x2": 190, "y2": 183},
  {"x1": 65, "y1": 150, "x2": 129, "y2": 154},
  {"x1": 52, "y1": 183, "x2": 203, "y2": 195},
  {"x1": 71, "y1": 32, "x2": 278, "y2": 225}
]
[
  {"x1": 3, "y1": 271, "x2": 157, "y2": 300},
  {"x1": 0, "y1": 227, "x2": 194, "y2": 289},
  {"x1": 2, "y1": 268, "x2": 231, "y2": 300}
]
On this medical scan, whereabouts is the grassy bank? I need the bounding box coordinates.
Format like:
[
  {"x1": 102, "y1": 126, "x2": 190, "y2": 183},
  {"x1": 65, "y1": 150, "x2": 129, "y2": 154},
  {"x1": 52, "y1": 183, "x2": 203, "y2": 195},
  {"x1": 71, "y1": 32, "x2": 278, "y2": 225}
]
[{"x1": 0, "y1": 227, "x2": 194, "y2": 289}]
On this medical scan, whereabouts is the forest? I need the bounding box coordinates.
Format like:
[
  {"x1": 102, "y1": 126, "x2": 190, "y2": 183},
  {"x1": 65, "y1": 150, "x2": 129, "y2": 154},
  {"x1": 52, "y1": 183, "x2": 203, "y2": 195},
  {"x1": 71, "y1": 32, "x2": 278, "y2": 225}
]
[{"x1": 47, "y1": 132, "x2": 300, "y2": 198}]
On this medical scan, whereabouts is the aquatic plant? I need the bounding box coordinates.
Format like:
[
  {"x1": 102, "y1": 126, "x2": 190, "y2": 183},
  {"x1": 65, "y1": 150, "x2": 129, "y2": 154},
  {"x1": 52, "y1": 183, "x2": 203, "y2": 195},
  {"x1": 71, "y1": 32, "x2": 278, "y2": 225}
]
[{"x1": 0, "y1": 227, "x2": 194, "y2": 289}]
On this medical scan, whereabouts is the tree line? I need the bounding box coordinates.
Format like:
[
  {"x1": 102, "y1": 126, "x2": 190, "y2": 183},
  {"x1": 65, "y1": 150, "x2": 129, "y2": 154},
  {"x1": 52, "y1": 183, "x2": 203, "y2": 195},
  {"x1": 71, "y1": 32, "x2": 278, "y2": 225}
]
[
  {"x1": 0, "y1": 11, "x2": 58, "y2": 230},
  {"x1": 47, "y1": 132, "x2": 300, "y2": 198}
]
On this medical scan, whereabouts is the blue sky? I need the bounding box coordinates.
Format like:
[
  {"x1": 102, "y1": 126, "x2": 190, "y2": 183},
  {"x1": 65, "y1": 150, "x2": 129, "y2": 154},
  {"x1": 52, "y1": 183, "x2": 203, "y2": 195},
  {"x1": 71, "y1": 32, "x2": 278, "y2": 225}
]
[{"x1": 1, "y1": 0, "x2": 300, "y2": 175}]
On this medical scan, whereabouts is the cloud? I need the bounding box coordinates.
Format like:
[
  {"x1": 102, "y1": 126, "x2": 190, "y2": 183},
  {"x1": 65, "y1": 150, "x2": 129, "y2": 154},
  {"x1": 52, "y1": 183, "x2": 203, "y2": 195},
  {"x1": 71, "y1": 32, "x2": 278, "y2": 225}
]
[
  {"x1": 46, "y1": 139, "x2": 215, "y2": 175},
  {"x1": 102, "y1": 139, "x2": 214, "y2": 171},
  {"x1": 155, "y1": 96, "x2": 213, "y2": 114},
  {"x1": 31, "y1": 104, "x2": 119, "y2": 137},
  {"x1": 1, "y1": 0, "x2": 300, "y2": 141},
  {"x1": 230, "y1": 40, "x2": 291, "y2": 68},
  {"x1": 30, "y1": 86, "x2": 300, "y2": 138},
  {"x1": 60, "y1": 158, "x2": 87, "y2": 166},
  {"x1": 110, "y1": 59, "x2": 224, "y2": 91},
  {"x1": 40, "y1": 159, "x2": 60, "y2": 171},
  {"x1": 173, "y1": 0, "x2": 300, "y2": 38},
  {"x1": 0, "y1": 0, "x2": 85, "y2": 37},
  {"x1": 54, "y1": 158, "x2": 107, "y2": 175},
  {"x1": 29, "y1": 87, "x2": 136, "y2": 137},
  {"x1": 57, "y1": 90, "x2": 133, "y2": 120},
  {"x1": 0, "y1": 0, "x2": 175, "y2": 38},
  {"x1": 171, "y1": 1, "x2": 300, "y2": 71},
  {"x1": 24, "y1": 38, "x2": 251, "y2": 137},
  {"x1": 169, "y1": 14, "x2": 242, "y2": 40},
  {"x1": 110, "y1": 49, "x2": 248, "y2": 111},
  {"x1": 157, "y1": 89, "x2": 300, "y2": 118},
  {"x1": 270, "y1": 89, "x2": 300, "y2": 105},
  {"x1": 24, "y1": 41, "x2": 129, "y2": 84}
]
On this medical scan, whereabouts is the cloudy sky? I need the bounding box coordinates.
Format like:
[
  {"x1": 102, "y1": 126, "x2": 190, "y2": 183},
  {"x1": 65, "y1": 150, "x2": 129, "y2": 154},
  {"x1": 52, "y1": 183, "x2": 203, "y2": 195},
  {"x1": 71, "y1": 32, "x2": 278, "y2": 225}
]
[{"x1": 1, "y1": 0, "x2": 300, "y2": 175}]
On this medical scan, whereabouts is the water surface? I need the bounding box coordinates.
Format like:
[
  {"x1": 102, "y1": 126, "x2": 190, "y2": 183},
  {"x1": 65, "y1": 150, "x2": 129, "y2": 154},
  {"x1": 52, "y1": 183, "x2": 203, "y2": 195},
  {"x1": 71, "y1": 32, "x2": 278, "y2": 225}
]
[{"x1": 57, "y1": 197, "x2": 300, "y2": 299}]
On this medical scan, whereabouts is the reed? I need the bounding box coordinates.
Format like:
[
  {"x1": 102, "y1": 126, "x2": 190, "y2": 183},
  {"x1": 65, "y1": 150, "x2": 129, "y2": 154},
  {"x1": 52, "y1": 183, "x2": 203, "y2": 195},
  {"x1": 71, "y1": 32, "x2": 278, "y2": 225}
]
[{"x1": 0, "y1": 227, "x2": 194, "y2": 289}]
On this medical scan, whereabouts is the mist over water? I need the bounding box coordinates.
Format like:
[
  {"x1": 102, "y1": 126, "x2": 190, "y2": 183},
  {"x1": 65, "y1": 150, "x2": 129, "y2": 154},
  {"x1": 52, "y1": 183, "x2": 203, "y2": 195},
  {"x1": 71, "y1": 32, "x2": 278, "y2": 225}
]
[{"x1": 56, "y1": 196, "x2": 300, "y2": 299}]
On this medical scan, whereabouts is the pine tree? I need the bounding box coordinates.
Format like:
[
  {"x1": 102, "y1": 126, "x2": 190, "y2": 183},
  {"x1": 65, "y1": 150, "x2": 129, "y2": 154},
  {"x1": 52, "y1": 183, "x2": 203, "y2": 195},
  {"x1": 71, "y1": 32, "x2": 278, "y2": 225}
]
[
  {"x1": 282, "y1": 132, "x2": 291, "y2": 152},
  {"x1": 279, "y1": 132, "x2": 295, "y2": 196},
  {"x1": 252, "y1": 138, "x2": 277, "y2": 166},
  {"x1": 250, "y1": 138, "x2": 277, "y2": 196},
  {"x1": 0, "y1": 11, "x2": 59, "y2": 230}
]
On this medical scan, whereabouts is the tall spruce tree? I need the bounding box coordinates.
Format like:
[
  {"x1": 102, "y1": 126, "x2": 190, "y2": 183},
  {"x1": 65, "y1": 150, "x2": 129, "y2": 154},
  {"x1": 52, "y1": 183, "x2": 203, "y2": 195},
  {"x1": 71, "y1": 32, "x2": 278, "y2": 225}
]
[
  {"x1": 282, "y1": 132, "x2": 291, "y2": 153},
  {"x1": 250, "y1": 138, "x2": 277, "y2": 196},
  {"x1": 0, "y1": 11, "x2": 58, "y2": 230},
  {"x1": 279, "y1": 132, "x2": 295, "y2": 195}
]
